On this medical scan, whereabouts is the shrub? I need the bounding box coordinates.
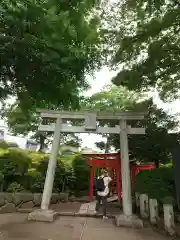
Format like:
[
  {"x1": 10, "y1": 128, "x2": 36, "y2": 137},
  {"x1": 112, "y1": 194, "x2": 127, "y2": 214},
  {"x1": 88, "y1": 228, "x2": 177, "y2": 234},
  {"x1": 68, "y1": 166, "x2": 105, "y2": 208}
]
[
  {"x1": 0, "y1": 147, "x2": 90, "y2": 195},
  {"x1": 7, "y1": 182, "x2": 25, "y2": 193},
  {"x1": 134, "y1": 168, "x2": 176, "y2": 204},
  {"x1": 0, "y1": 148, "x2": 31, "y2": 190},
  {"x1": 28, "y1": 151, "x2": 45, "y2": 167},
  {"x1": 72, "y1": 154, "x2": 90, "y2": 194},
  {"x1": 0, "y1": 140, "x2": 9, "y2": 149},
  {"x1": 3, "y1": 148, "x2": 31, "y2": 175},
  {"x1": 27, "y1": 169, "x2": 45, "y2": 193}
]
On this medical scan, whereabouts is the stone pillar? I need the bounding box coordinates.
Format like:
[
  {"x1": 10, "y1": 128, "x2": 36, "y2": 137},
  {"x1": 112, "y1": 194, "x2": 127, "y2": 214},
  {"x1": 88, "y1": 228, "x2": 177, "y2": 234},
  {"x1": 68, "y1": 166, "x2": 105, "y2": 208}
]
[
  {"x1": 41, "y1": 118, "x2": 61, "y2": 210},
  {"x1": 135, "y1": 192, "x2": 140, "y2": 208},
  {"x1": 120, "y1": 119, "x2": 132, "y2": 217},
  {"x1": 163, "y1": 204, "x2": 175, "y2": 235},
  {"x1": 149, "y1": 198, "x2": 158, "y2": 224},
  {"x1": 140, "y1": 194, "x2": 149, "y2": 218}
]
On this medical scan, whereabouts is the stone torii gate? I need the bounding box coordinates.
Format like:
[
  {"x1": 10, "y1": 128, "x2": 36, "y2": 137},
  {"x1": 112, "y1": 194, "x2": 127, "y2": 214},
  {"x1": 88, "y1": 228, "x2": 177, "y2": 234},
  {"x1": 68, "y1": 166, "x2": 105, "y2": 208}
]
[{"x1": 28, "y1": 110, "x2": 146, "y2": 226}]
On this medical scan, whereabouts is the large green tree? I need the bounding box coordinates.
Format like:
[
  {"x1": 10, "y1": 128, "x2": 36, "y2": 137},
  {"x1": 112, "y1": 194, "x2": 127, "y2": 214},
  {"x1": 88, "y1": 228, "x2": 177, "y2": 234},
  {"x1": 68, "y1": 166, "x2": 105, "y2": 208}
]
[
  {"x1": 4, "y1": 101, "x2": 82, "y2": 151},
  {"x1": 0, "y1": 0, "x2": 102, "y2": 107},
  {"x1": 105, "y1": 0, "x2": 180, "y2": 101}
]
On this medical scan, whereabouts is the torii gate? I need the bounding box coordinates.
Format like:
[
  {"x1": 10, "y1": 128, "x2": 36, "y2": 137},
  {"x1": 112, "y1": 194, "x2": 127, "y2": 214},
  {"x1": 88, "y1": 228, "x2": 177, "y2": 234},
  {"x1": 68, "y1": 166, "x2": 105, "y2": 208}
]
[{"x1": 28, "y1": 110, "x2": 146, "y2": 224}]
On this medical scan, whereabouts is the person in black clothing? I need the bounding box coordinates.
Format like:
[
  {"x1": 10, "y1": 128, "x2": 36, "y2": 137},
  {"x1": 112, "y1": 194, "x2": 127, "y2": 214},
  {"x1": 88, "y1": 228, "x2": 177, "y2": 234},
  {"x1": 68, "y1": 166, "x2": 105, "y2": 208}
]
[{"x1": 95, "y1": 169, "x2": 112, "y2": 219}]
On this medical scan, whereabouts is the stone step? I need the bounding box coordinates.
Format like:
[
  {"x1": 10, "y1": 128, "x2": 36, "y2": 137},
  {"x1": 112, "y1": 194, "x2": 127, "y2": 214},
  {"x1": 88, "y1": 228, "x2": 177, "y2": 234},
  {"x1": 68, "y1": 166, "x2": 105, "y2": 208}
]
[
  {"x1": 107, "y1": 195, "x2": 118, "y2": 203},
  {"x1": 77, "y1": 203, "x2": 90, "y2": 214},
  {"x1": 88, "y1": 202, "x2": 96, "y2": 212}
]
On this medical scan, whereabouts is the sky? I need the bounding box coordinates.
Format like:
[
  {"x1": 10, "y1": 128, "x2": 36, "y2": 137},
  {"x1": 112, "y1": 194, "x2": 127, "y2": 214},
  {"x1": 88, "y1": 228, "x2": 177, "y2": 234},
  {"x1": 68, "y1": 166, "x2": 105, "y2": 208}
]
[{"x1": 1, "y1": 66, "x2": 180, "y2": 150}]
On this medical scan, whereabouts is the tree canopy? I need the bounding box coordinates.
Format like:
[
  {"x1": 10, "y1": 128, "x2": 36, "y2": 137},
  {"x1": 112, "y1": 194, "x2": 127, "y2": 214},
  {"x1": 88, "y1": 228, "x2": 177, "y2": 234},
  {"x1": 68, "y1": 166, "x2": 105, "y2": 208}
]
[
  {"x1": 107, "y1": 0, "x2": 180, "y2": 101},
  {"x1": 0, "y1": 0, "x2": 102, "y2": 108}
]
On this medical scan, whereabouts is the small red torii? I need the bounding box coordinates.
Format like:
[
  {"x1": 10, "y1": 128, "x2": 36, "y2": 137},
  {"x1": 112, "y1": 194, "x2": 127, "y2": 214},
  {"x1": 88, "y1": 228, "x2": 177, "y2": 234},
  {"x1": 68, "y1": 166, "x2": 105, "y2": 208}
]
[{"x1": 84, "y1": 153, "x2": 121, "y2": 201}]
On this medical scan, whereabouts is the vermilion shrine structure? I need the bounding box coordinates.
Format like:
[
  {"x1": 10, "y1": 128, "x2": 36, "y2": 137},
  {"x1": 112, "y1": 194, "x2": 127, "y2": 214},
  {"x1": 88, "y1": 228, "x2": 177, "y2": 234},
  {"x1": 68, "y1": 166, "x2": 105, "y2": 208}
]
[
  {"x1": 85, "y1": 153, "x2": 121, "y2": 200},
  {"x1": 84, "y1": 153, "x2": 156, "y2": 201},
  {"x1": 28, "y1": 110, "x2": 147, "y2": 226}
]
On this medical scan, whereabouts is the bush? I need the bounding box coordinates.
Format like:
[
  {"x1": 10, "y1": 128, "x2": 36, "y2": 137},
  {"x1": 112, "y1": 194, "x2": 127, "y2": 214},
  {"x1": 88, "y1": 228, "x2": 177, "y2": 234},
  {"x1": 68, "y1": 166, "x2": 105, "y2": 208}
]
[
  {"x1": 0, "y1": 148, "x2": 31, "y2": 190},
  {"x1": 0, "y1": 140, "x2": 9, "y2": 149},
  {"x1": 7, "y1": 182, "x2": 25, "y2": 193},
  {"x1": 72, "y1": 154, "x2": 90, "y2": 194},
  {"x1": 134, "y1": 168, "x2": 176, "y2": 204},
  {"x1": 27, "y1": 169, "x2": 45, "y2": 193},
  {"x1": 0, "y1": 147, "x2": 90, "y2": 195},
  {"x1": 27, "y1": 157, "x2": 75, "y2": 193},
  {"x1": 28, "y1": 151, "x2": 45, "y2": 167},
  {"x1": 2, "y1": 148, "x2": 31, "y2": 175}
]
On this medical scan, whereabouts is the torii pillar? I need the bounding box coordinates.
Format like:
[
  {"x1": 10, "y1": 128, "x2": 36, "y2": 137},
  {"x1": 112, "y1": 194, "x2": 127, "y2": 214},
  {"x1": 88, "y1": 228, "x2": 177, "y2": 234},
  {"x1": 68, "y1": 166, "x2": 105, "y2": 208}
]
[
  {"x1": 120, "y1": 119, "x2": 132, "y2": 216},
  {"x1": 115, "y1": 119, "x2": 143, "y2": 228}
]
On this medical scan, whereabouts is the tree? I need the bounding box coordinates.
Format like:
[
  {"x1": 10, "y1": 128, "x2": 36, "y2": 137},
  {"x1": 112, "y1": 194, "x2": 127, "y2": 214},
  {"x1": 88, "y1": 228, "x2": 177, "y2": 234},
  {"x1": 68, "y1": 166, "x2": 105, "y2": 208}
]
[
  {"x1": 0, "y1": 0, "x2": 102, "y2": 107},
  {"x1": 81, "y1": 85, "x2": 179, "y2": 164},
  {"x1": 3, "y1": 102, "x2": 47, "y2": 151},
  {"x1": 82, "y1": 84, "x2": 141, "y2": 111},
  {"x1": 111, "y1": 105, "x2": 180, "y2": 166},
  {"x1": 81, "y1": 84, "x2": 142, "y2": 153},
  {"x1": 4, "y1": 101, "x2": 82, "y2": 151},
  {"x1": 105, "y1": 0, "x2": 180, "y2": 101}
]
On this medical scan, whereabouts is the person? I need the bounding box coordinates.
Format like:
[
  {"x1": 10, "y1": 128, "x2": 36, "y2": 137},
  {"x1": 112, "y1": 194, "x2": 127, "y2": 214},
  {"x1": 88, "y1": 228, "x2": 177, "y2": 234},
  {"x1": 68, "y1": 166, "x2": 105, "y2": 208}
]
[{"x1": 95, "y1": 169, "x2": 112, "y2": 220}]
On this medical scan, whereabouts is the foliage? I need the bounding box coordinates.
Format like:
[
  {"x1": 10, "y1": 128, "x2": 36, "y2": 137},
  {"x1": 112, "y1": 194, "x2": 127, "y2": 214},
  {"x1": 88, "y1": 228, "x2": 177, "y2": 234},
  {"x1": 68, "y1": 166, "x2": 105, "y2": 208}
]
[
  {"x1": 4, "y1": 101, "x2": 83, "y2": 151},
  {"x1": 111, "y1": 101, "x2": 180, "y2": 164},
  {"x1": 0, "y1": 142, "x2": 89, "y2": 194},
  {"x1": 134, "y1": 168, "x2": 175, "y2": 204},
  {"x1": 27, "y1": 169, "x2": 45, "y2": 193},
  {"x1": 0, "y1": 148, "x2": 31, "y2": 177},
  {"x1": 7, "y1": 182, "x2": 25, "y2": 193},
  {"x1": 72, "y1": 154, "x2": 90, "y2": 194},
  {"x1": 0, "y1": 0, "x2": 103, "y2": 106},
  {"x1": 81, "y1": 85, "x2": 143, "y2": 153},
  {"x1": 0, "y1": 140, "x2": 9, "y2": 149},
  {"x1": 82, "y1": 85, "x2": 179, "y2": 163},
  {"x1": 108, "y1": 0, "x2": 180, "y2": 101},
  {"x1": 81, "y1": 84, "x2": 141, "y2": 112}
]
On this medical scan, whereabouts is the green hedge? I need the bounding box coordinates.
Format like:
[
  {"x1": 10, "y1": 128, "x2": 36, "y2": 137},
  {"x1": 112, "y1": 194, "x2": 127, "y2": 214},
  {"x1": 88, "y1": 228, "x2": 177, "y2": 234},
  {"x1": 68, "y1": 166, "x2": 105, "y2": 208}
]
[
  {"x1": 0, "y1": 142, "x2": 89, "y2": 194},
  {"x1": 72, "y1": 154, "x2": 90, "y2": 194},
  {"x1": 134, "y1": 168, "x2": 176, "y2": 204}
]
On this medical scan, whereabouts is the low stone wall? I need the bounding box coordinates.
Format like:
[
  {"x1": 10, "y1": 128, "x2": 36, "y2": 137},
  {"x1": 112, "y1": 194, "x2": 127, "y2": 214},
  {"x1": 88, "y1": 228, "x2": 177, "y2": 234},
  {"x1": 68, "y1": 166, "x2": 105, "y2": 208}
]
[{"x1": 0, "y1": 192, "x2": 69, "y2": 213}]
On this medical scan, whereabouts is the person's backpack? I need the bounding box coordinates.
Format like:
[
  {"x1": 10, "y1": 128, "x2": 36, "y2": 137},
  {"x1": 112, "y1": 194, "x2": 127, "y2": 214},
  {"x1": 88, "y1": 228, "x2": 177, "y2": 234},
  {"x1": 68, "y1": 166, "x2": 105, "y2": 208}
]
[{"x1": 95, "y1": 177, "x2": 105, "y2": 192}]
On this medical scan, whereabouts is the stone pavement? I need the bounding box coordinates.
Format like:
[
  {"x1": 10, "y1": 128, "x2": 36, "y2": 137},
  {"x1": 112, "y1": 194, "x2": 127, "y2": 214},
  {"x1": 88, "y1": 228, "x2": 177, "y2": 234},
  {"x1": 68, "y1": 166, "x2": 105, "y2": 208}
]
[{"x1": 0, "y1": 213, "x2": 170, "y2": 240}]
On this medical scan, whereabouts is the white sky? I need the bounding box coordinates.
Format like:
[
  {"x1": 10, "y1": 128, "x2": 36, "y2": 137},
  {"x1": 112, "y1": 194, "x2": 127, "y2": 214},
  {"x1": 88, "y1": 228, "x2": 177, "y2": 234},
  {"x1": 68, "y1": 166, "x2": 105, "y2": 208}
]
[{"x1": 1, "y1": 66, "x2": 180, "y2": 150}]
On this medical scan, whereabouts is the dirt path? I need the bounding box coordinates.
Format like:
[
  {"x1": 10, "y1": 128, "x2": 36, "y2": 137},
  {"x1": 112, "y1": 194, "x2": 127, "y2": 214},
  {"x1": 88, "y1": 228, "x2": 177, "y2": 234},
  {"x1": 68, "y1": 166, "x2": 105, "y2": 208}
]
[{"x1": 0, "y1": 213, "x2": 170, "y2": 240}]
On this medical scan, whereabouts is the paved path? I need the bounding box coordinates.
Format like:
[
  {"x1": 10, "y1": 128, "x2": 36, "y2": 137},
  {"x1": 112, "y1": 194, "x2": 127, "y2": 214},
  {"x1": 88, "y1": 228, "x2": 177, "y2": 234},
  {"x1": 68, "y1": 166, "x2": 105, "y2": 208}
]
[{"x1": 0, "y1": 213, "x2": 169, "y2": 240}]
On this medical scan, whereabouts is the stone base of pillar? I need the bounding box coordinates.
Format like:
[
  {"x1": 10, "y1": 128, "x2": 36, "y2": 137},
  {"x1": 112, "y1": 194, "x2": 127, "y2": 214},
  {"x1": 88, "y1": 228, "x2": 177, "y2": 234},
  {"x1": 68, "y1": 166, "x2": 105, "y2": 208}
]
[
  {"x1": 163, "y1": 204, "x2": 175, "y2": 236},
  {"x1": 115, "y1": 214, "x2": 143, "y2": 228},
  {"x1": 28, "y1": 209, "x2": 58, "y2": 222}
]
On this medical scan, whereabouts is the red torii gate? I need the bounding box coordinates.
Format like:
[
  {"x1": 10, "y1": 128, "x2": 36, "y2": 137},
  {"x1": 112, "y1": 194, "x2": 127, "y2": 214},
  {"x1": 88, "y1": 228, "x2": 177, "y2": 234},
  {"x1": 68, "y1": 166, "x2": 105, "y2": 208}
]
[
  {"x1": 84, "y1": 153, "x2": 121, "y2": 201},
  {"x1": 84, "y1": 153, "x2": 156, "y2": 201},
  {"x1": 131, "y1": 163, "x2": 156, "y2": 186}
]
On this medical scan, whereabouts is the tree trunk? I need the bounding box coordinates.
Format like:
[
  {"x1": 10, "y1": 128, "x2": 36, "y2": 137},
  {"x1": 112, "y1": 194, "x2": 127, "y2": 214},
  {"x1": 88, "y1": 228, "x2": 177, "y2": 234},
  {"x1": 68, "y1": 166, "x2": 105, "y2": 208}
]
[
  {"x1": 104, "y1": 135, "x2": 110, "y2": 153},
  {"x1": 38, "y1": 134, "x2": 46, "y2": 152},
  {"x1": 154, "y1": 159, "x2": 160, "y2": 168}
]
